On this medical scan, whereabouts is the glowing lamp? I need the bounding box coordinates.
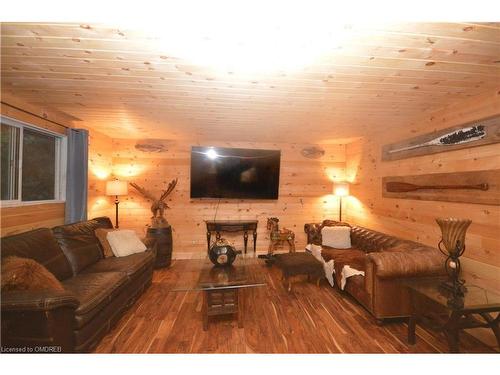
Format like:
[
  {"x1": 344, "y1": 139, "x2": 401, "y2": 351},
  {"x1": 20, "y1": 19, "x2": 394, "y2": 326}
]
[
  {"x1": 333, "y1": 182, "x2": 350, "y2": 222},
  {"x1": 333, "y1": 182, "x2": 350, "y2": 197},
  {"x1": 106, "y1": 180, "x2": 128, "y2": 228}
]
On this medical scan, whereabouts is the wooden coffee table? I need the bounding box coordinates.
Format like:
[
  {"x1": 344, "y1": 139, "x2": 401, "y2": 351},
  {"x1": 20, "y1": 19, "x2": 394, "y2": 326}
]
[
  {"x1": 405, "y1": 277, "x2": 500, "y2": 353},
  {"x1": 173, "y1": 257, "x2": 266, "y2": 330}
]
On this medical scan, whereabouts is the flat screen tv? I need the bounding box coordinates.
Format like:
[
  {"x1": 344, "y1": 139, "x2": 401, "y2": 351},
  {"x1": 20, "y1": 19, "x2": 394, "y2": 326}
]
[{"x1": 190, "y1": 146, "x2": 281, "y2": 199}]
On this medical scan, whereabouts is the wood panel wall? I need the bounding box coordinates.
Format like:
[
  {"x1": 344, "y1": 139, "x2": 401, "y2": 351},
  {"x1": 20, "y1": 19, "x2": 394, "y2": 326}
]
[
  {"x1": 0, "y1": 102, "x2": 68, "y2": 236},
  {"x1": 344, "y1": 91, "x2": 500, "y2": 349},
  {"x1": 105, "y1": 140, "x2": 346, "y2": 257},
  {"x1": 1, "y1": 97, "x2": 113, "y2": 236},
  {"x1": 87, "y1": 128, "x2": 114, "y2": 220}
]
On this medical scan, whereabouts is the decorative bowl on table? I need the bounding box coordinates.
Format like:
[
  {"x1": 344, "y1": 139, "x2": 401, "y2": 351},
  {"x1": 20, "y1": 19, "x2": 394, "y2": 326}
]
[{"x1": 208, "y1": 238, "x2": 239, "y2": 267}]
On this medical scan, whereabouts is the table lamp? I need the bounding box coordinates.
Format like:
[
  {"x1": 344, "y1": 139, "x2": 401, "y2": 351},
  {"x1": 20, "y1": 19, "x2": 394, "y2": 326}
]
[
  {"x1": 436, "y1": 217, "x2": 471, "y2": 295},
  {"x1": 106, "y1": 179, "x2": 128, "y2": 228},
  {"x1": 333, "y1": 181, "x2": 350, "y2": 222}
]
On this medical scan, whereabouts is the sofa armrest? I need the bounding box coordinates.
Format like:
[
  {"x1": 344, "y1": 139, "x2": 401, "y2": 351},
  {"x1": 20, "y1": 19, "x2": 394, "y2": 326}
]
[
  {"x1": 1, "y1": 290, "x2": 79, "y2": 312},
  {"x1": 1, "y1": 290, "x2": 79, "y2": 352},
  {"x1": 367, "y1": 249, "x2": 446, "y2": 279},
  {"x1": 304, "y1": 222, "x2": 322, "y2": 244},
  {"x1": 142, "y1": 237, "x2": 158, "y2": 257}
]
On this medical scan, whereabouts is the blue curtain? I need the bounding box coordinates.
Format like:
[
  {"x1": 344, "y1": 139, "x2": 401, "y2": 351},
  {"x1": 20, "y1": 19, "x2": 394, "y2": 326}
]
[{"x1": 65, "y1": 128, "x2": 89, "y2": 223}]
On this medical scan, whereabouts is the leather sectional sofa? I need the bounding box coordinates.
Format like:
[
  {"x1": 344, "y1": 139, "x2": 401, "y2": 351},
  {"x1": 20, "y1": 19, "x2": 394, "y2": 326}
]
[
  {"x1": 1, "y1": 217, "x2": 157, "y2": 353},
  {"x1": 304, "y1": 220, "x2": 446, "y2": 322}
]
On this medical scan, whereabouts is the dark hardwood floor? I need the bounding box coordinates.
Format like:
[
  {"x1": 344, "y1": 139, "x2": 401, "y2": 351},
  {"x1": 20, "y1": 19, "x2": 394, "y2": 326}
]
[{"x1": 95, "y1": 258, "x2": 495, "y2": 353}]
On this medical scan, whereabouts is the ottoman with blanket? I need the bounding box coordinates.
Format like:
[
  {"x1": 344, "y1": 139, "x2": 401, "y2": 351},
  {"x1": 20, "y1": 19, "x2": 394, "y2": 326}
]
[
  {"x1": 304, "y1": 220, "x2": 446, "y2": 322},
  {"x1": 273, "y1": 252, "x2": 324, "y2": 292}
]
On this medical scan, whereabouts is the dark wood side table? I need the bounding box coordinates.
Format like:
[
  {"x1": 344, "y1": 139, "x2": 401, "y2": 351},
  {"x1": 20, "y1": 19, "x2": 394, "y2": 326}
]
[
  {"x1": 146, "y1": 226, "x2": 173, "y2": 268},
  {"x1": 405, "y1": 277, "x2": 500, "y2": 353},
  {"x1": 205, "y1": 220, "x2": 258, "y2": 254}
]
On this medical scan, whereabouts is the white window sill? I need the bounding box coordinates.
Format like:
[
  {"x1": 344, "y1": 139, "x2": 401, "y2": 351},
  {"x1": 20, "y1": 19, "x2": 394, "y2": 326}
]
[{"x1": 0, "y1": 200, "x2": 66, "y2": 208}]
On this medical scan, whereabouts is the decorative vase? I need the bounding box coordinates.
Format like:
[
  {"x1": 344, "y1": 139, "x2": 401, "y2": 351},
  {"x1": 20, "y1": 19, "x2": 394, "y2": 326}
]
[
  {"x1": 436, "y1": 218, "x2": 472, "y2": 295},
  {"x1": 208, "y1": 238, "x2": 238, "y2": 267}
]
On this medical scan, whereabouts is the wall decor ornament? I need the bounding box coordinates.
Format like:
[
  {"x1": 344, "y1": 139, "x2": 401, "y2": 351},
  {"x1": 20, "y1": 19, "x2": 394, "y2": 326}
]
[
  {"x1": 382, "y1": 115, "x2": 500, "y2": 161},
  {"x1": 301, "y1": 146, "x2": 325, "y2": 159},
  {"x1": 130, "y1": 178, "x2": 178, "y2": 227},
  {"x1": 382, "y1": 170, "x2": 499, "y2": 206},
  {"x1": 134, "y1": 139, "x2": 174, "y2": 153}
]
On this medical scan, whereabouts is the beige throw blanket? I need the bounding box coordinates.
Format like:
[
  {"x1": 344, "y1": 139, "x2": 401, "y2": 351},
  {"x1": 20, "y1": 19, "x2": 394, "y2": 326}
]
[
  {"x1": 305, "y1": 244, "x2": 364, "y2": 289},
  {"x1": 340, "y1": 265, "x2": 365, "y2": 290},
  {"x1": 305, "y1": 244, "x2": 335, "y2": 287}
]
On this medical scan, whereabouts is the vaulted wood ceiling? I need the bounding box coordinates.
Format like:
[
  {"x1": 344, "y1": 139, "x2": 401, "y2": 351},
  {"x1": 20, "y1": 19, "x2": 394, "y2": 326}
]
[{"x1": 1, "y1": 22, "x2": 499, "y2": 143}]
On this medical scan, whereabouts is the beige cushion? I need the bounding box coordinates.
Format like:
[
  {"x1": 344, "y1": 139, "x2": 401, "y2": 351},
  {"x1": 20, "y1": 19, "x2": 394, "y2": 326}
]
[
  {"x1": 321, "y1": 226, "x2": 351, "y2": 249},
  {"x1": 95, "y1": 228, "x2": 116, "y2": 258},
  {"x1": 106, "y1": 230, "x2": 147, "y2": 257},
  {"x1": 1, "y1": 256, "x2": 65, "y2": 292}
]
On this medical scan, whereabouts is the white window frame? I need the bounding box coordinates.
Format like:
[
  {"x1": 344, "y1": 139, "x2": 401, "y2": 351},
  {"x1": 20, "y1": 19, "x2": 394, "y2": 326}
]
[{"x1": 0, "y1": 115, "x2": 67, "y2": 207}]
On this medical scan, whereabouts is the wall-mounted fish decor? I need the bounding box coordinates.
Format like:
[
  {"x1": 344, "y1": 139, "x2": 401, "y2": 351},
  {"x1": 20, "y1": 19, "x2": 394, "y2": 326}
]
[
  {"x1": 388, "y1": 125, "x2": 486, "y2": 154},
  {"x1": 301, "y1": 146, "x2": 325, "y2": 159},
  {"x1": 382, "y1": 115, "x2": 500, "y2": 161}
]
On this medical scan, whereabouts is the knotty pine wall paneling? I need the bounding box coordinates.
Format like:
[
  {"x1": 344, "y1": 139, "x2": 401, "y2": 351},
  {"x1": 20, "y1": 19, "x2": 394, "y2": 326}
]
[
  {"x1": 108, "y1": 140, "x2": 346, "y2": 257},
  {"x1": 87, "y1": 128, "x2": 115, "y2": 220},
  {"x1": 344, "y1": 91, "x2": 500, "y2": 349}
]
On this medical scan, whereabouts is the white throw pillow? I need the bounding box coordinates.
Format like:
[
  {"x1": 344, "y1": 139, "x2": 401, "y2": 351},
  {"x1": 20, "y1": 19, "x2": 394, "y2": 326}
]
[
  {"x1": 321, "y1": 226, "x2": 351, "y2": 249},
  {"x1": 106, "y1": 230, "x2": 147, "y2": 257}
]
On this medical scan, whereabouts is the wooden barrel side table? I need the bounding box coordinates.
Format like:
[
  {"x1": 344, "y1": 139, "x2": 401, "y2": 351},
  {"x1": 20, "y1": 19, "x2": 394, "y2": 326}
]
[{"x1": 146, "y1": 226, "x2": 173, "y2": 268}]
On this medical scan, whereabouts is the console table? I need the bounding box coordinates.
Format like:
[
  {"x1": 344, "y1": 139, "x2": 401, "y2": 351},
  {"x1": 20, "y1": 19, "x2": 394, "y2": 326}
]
[{"x1": 205, "y1": 220, "x2": 258, "y2": 254}]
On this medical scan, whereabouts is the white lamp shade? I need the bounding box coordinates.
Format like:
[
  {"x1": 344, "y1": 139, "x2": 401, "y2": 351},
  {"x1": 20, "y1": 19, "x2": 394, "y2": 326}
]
[
  {"x1": 333, "y1": 182, "x2": 350, "y2": 197},
  {"x1": 106, "y1": 180, "x2": 128, "y2": 196}
]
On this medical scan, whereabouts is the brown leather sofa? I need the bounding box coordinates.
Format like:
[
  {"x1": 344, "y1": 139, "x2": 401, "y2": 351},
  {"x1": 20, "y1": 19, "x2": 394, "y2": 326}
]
[
  {"x1": 304, "y1": 220, "x2": 445, "y2": 322},
  {"x1": 1, "y1": 217, "x2": 157, "y2": 353}
]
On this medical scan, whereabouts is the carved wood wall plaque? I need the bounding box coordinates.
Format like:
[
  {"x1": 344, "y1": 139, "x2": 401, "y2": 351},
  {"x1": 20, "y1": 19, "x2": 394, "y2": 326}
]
[
  {"x1": 382, "y1": 170, "x2": 500, "y2": 206},
  {"x1": 301, "y1": 146, "x2": 325, "y2": 159},
  {"x1": 134, "y1": 139, "x2": 174, "y2": 153},
  {"x1": 382, "y1": 115, "x2": 500, "y2": 161}
]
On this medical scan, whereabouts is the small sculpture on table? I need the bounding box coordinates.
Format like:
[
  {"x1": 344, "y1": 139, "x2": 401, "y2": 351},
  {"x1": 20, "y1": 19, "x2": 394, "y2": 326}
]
[
  {"x1": 267, "y1": 217, "x2": 296, "y2": 256},
  {"x1": 208, "y1": 238, "x2": 239, "y2": 267},
  {"x1": 436, "y1": 217, "x2": 472, "y2": 296},
  {"x1": 130, "y1": 178, "x2": 178, "y2": 228}
]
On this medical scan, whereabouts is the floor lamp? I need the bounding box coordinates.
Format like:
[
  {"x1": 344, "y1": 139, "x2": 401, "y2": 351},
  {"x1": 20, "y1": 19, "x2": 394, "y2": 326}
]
[
  {"x1": 333, "y1": 182, "x2": 350, "y2": 222},
  {"x1": 106, "y1": 180, "x2": 128, "y2": 228}
]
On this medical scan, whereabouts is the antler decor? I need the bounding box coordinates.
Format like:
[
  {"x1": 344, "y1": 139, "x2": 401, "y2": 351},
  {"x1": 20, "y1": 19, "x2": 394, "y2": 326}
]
[{"x1": 130, "y1": 178, "x2": 178, "y2": 228}]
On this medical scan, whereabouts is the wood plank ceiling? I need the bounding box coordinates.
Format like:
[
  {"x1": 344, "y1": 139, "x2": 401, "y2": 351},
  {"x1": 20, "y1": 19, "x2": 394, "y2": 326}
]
[{"x1": 1, "y1": 22, "x2": 499, "y2": 143}]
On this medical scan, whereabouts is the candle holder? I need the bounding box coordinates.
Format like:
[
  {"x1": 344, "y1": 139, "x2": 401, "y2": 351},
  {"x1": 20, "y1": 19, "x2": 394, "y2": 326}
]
[{"x1": 436, "y1": 218, "x2": 472, "y2": 296}]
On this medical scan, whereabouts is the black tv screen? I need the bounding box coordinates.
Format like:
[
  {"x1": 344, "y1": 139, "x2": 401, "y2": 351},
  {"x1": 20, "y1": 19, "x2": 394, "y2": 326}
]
[{"x1": 190, "y1": 146, "x2": 281, "y2": 199}]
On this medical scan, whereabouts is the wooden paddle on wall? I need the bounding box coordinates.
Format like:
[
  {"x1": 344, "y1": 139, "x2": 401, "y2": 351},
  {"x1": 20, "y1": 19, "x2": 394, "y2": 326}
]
[{"x1": 386, "y1": 181, "x2": 489, "y2": 193}]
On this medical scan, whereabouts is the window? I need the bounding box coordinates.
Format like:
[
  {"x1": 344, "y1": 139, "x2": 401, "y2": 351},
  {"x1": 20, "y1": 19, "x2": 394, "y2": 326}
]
[{"x1": 1, "y1": 116, "x2": 66, "y2": 205}]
